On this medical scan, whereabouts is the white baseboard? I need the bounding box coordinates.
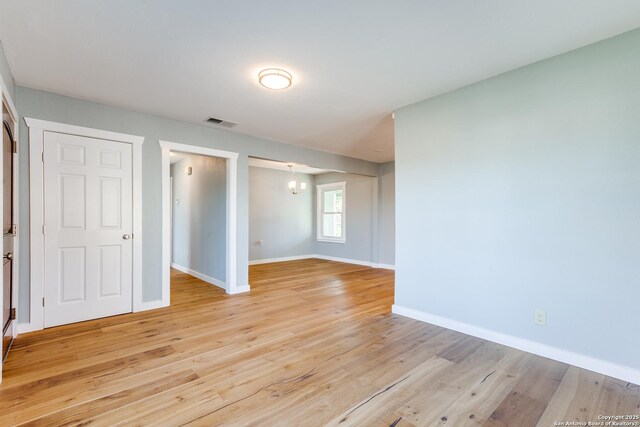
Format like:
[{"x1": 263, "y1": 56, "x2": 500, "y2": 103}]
[
  {"x1": 249, "y1": 254, "x2": 394, "y2": 270},
  {"x1": 171, "y1": 263, "x2": 225, "y2": 290},
  {"x1": 229, "y1": 285, "x2": 251, "y2": 294},
  {"x1": 392, "y1": 304, "x2": 640, "y2": 385},
  {"x1": 17, "y1": 322, "x2": 42, "y2": 334},
  {"x1": 313, "y1": 254, "x2": 375, "y2": 267},
  {"x1": 135, "y1": 299, "x2": 169, "y2": 312},
  {"x1": 314, "y1": 254, "x2": 395, "y2": 270},
  {"x1": 17, "y1": 299, "x2": 168, "y2": 333},
  {"x1": 249, "y1": 255, "x2": 315, "y2": 265}
]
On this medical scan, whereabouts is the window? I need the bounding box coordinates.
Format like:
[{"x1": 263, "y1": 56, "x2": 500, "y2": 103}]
[{"x1": 317, "y1": 182, "x2": 346, "y2": 243}]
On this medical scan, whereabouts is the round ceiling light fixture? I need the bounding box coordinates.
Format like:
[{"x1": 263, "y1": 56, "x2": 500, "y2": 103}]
[{"x1": 258, "y1": 68, "x2": 292, "y2": 90}]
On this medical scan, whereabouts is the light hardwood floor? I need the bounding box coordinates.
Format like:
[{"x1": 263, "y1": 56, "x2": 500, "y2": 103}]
[{"x1": 1, "y1": 259, "x2": 638, "y2": 426}]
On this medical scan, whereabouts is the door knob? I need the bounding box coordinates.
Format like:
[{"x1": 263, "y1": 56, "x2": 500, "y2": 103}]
[
  {"x1": 122, "y1": 234, "x2": 131, "y2": 240},
  {"x1": 3, "y1": 252, "x2": 13, "y2": 260}
]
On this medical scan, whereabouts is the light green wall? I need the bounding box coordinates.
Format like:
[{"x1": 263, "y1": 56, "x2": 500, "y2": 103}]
[
  {"x1": 395, "y1": 28, "x2": 640, "y2": 370},
  {"x1": 314, "y1": 172, "x2": 377, "y2": 263},
  {"x1": 171, "y1": 154, "x2": 227, "y2": 283},
  {"x1": 249, "y1": 167, "x2": 315, "y2": 261}
]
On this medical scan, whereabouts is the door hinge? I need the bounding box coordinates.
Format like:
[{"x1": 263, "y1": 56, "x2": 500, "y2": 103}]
[
  {"x1": 42, "y1": 298, "x2": 45, "y2": 307},
  {"x1": 10, "y1": 308, "x2": 16, "y2": 320},
  {"x1": 42, "y1": 152, "x2": 44, "y2": 162},
  {"x1": 11, "y1": 224, "x2": 17, "y2": 235},
  {"x1": 12, "y1": 140, "x2": 17, "y2": 154},
  {"x1": 42, "y1": 225, "x2": 45, "y2": 234}
]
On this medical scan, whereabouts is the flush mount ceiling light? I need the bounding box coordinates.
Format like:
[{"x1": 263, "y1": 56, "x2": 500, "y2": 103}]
[{"x1": 259, "y1": 68, "x2": 292, "y2": 90}]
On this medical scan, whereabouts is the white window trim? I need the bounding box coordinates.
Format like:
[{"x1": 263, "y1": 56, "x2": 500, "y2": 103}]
[
  {"x1": 23, "y1": 118, "x2": 145, "y2": 333},
  {"x1": 317, "y1": 181, "x2": 346, "y2": 244}
]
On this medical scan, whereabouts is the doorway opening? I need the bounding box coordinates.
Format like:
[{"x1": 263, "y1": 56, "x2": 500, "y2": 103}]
[
  {"x1": 160, "y1": 140, "x2": 243, "y2": 305},
  {"x1": 169, "y1": 151, "x2": 227, "y2": 293},
  {"x1": 248, "y1": 157, "x2": 380, "y2": 269}
]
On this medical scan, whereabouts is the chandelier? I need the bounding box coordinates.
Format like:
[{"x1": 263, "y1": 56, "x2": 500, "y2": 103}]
[{"x1": 287, "y1": 164, "x2": 307, "y2": 195}]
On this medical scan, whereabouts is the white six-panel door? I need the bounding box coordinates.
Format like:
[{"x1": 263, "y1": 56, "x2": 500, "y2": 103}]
[{"x1": 43, "y1": 131, "x2": 133, "y2": 327}]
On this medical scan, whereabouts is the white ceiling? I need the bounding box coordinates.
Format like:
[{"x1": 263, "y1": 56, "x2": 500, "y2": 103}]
[
  {"x1": 1, "y1": 1, "x2": 640, "y2": 163},
  {"x1": 248, "y1": 157, "x2": 332, "y2": 175}
]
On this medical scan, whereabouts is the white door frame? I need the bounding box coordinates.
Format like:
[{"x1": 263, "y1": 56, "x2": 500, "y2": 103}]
[
  {"x1": 170, "y1": 176, "x2": 173, "y2": 264},
  {"x1": 2, "y1": 90, "x2": 19, "y2": 339},
  {"x1": 23, "y1": 118, "x2": 145, "y2": 333},
  {"x1": 159, "y1": 140, "x2": 242, "y2": 296},
  {"x1": 1, "y1": 76, "x2": 19, "y2": 384}
]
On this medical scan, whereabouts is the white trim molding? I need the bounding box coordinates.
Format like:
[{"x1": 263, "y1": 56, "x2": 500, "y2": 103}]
[
  {"x1": 3, "y1": 93, "x2": 19, "y2": 339},
  {"x1": 314, "y1": 254, "x2": 374, "y2": 267},
  {"x1": 392, "y1": 304, "x2": 640, "y2": 385},
  {"x1": 23, "y1": 118, "x2": 144, "y2": 144},
  {"x1": 18, "y1": 323, "x2": 40, "y2": 334},
  {"x1": 171, "y1": 263, "x2": 225, "y2": 290},
  {"x1": 229, "y1": 285, "x2": 250, "y2": 294},
  {"x1": 23, "y1": 118, "x2": 145, "y2": 332},
  {"x1": 1, "y1": 75, "x2": 19, "y2": 384},
  {"x1": 160, "y1": 140, "x2": 240, "y2": 296},
  {"x1": 0, "y1": 73, "x2": 17, "y2": 122},
  {"x1": 312, "y1": 254, "x2": 394, "y2": 269},
  {"x1": 317, "y1": 181, "x2": 347, "y2": 244},
  {"x1": 249, "y1": 255, "x2": 315, "y2": 265},
  {"x1": 249, "y1": 254, "x2": 395, "y2": 270},
  {"x1": 135, "y1": 299, "x2": 168, "y2": 312}
]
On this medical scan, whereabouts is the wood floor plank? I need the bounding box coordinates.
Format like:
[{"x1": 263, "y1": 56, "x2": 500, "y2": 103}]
[
  {"x1": 325, "y1": 356, "x2": 455, "y2": 426},
  {"x1": 485, "y1": 357, "x2": 568, "y2": 426},
  {"x1": 0, "y1": 259, "x2": 636, "y2": 426},
  {"x1": 21, "y1": 370, "x2": 200, "y2": 427},
  {"x1": 536, "y1": 367, "x2": 607, "y2": 426}
]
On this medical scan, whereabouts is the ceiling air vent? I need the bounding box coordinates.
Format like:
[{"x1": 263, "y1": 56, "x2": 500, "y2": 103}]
[{"x1": 205, "y1": 117, "x2": 238, "y2": 128}]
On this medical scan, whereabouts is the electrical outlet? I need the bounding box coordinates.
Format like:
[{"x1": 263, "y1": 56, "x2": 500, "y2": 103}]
[{"x1": 534, "y1": 309, "x2": 546, "y2": 326}]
